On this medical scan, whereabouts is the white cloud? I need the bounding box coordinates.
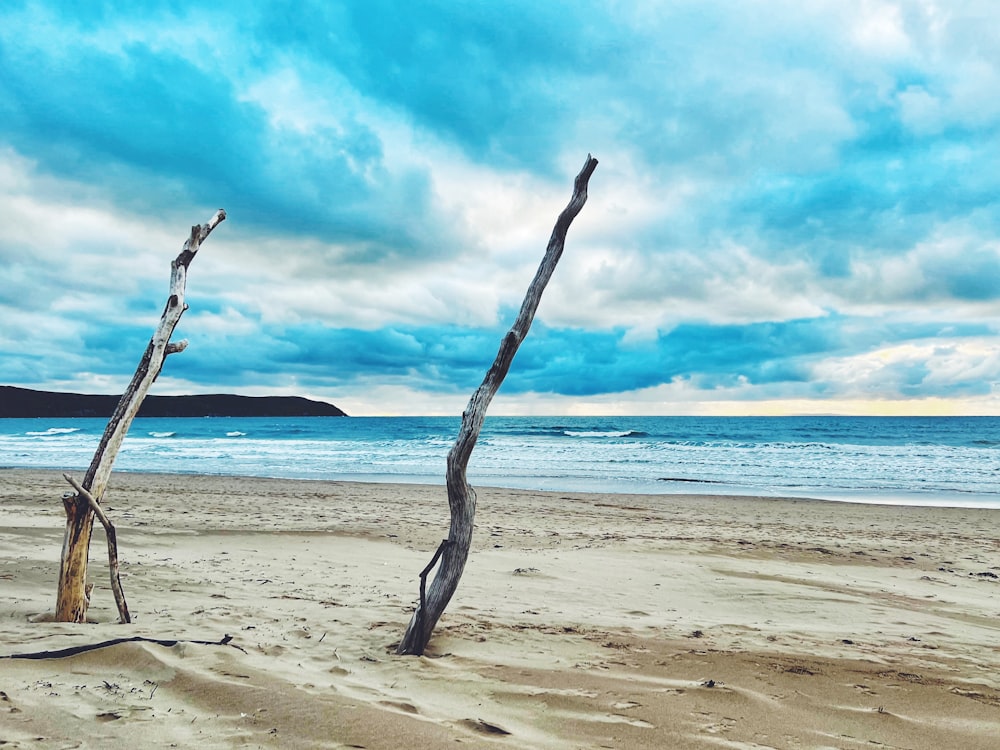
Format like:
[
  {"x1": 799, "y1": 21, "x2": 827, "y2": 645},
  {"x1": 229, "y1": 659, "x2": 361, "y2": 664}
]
[
  {"x1": 850, "y1": 0, "x2": 913, "y2": 56},
  {"x1": 5, "y1": 1, "x2": 1000, "y2": 416},
  {"x1": 811, "y1": 338, "x2": 1000, "y2": 397}
]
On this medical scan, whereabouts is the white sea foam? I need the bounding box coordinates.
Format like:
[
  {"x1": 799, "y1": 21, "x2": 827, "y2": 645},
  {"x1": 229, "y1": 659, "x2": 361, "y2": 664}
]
[
  {"x1": 564, "y1": 430, "x2": 640, "y2": 438},
  {"x1": 25, "y1": 427, "x2": 81, "y2": 436}
]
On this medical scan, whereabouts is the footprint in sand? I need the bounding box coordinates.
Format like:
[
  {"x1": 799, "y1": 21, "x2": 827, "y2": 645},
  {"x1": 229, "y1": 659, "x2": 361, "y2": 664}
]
[
  {"x1": 613, "y1": 700, "x2": 642, "y2": 710},
  {"x1": 377, "y1": 699, "x2": 420, "y2": 715}
]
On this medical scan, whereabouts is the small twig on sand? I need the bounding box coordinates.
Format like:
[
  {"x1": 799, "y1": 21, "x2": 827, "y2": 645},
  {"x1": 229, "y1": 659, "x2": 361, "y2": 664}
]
[{"x1": 1, "y1": 634, "x2": 244, "y2": 660}]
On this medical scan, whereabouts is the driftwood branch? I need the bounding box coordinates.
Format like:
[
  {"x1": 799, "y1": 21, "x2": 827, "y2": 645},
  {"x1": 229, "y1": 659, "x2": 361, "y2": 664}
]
[
  {"x1": 396, "y1": 155, "x2": 598, "y2": 655},
  {"x1": 413, "y1": 538, "x2": 453, "y2": 638},
  {"x1": 54, "y1": 209, "x2": 226, "y2": 623},
  {"x1": 82, "y1": 209, "x2": 226, "y2": 499},
  {"x1": 2, "y1": 634, "x2": 242, "y2": 660},
  {"x1": 63, "y1": 474, "x2": 130, "y2": 624}
]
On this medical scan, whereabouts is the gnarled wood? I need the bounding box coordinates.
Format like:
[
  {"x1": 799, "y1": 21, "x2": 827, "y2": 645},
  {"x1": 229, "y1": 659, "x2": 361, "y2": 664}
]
[
  {"x1": 396, "y1": 156, "x2": 598, "y2": 655},
  {"x1": 62, "y1": 474, "x2": 130, "y2": 624},
  {"x1": 55, "y1": 209, "x2": 226, "y2": 623}
]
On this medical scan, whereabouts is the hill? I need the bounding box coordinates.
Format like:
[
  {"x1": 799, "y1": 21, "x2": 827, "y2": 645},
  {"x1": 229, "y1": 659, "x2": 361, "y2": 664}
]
[{"x1": 0, "y1": 386, "x2": 347, "y2": 418}]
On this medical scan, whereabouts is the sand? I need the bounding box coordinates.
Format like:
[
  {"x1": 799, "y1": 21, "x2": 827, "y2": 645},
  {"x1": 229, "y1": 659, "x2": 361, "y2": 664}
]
[{"x1": 1, "y1": 468, "x2": 998, "y2": 749}]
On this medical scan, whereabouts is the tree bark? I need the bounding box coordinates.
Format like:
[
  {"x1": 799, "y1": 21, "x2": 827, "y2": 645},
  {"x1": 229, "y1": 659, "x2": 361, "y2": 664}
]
[
  {"x1": 396, "y1": 156, "x2": 598, "y2": 656},
  {"x1": 55, "y1": 209, "x2": 226, "y2": 623},
  {"x1": 62, "y1": 474, "x2": 130, "y2": 624}
]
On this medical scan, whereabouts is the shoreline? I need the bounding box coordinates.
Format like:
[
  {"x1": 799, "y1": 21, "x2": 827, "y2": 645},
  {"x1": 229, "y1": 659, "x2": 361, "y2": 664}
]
[
  {"x1": 2, "y1": 468, "x2": 999, "y2": 748},
  {"x1": 5, "y1": 463, "x2": 1000, "y2": 511},
  {"x1": 5, "y1": 414, "x2": 1000, "y2": 509}
]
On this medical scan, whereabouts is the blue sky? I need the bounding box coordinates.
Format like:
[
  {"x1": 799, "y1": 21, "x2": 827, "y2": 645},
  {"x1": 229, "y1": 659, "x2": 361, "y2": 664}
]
[{"x1": 3, "y1": 1, "x2": 1000, "y2": 416}]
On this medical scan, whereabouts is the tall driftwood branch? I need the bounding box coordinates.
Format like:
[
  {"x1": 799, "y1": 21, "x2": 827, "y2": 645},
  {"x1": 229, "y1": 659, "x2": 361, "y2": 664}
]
[
  {"x1": 396, "y1": 156, "x2": 598, "y2": 656},
  {"x1": 54, "y1": 209, "x2": 226, "y2": 623}
]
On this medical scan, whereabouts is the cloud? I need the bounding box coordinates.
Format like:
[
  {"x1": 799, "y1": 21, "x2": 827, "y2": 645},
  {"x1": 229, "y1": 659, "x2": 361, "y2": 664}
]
[
  {"x1": 0, "y1": 2, "x2": 471, "y2": 263},
  {"x1": 3, "y1": 1, "x2": 1000, "y2": 415}
]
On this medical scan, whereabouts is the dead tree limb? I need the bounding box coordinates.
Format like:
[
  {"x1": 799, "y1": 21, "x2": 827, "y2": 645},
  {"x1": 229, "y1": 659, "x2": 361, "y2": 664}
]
[
  {"x1": 396, "y1": 155, "x2": 598, "y2": 656},
  {"x1": 55, "y1": 209, "x2": 226, "y2": 624},
  {"x1": 2, "y1": 634, "x2": 243, "y2": 660},
  {"x1": 62, "y1": 474, "x2": 130, "y2": 624}
]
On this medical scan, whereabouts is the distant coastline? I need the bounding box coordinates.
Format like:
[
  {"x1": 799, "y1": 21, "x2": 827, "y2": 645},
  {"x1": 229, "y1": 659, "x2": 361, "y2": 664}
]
[{"x1": 0, "y1": 386, "x2": 347, "y2": 418}]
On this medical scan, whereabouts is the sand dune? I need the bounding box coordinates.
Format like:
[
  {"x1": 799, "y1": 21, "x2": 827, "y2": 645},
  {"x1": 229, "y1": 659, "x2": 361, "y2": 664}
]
[{"x1": 2, "y1": 468, "x2": 998, "y2": 748}]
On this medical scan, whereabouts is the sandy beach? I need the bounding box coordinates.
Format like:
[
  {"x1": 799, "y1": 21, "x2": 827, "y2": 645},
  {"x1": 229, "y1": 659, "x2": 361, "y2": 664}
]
[{"x1": 1, "y1": 468, "x2": 998, "y2": 748}]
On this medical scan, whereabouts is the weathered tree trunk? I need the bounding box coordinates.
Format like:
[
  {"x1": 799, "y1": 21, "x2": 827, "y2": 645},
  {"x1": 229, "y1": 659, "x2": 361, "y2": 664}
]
[
  {"x1": 396, "y1": 156, "x2": 598, "y2": 656},
  {"x1": 55, "y1": 209, "x2": 226, "y2": 623}
]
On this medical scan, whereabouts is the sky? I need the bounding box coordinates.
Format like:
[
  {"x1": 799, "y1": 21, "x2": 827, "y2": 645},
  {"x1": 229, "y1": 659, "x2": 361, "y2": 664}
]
[{"x1": 3, "y1": 1, "x2": 1000, "y2": 416}]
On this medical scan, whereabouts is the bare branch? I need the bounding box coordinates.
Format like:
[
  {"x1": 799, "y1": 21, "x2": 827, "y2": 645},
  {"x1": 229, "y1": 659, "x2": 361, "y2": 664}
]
[
  {"x1": 397, "y1": 156, "x2": 597, "y2": 655},
  {"x1": 2, "y1": 634, "x2": 241, "y2": 660},
  {"x1": 55, "y1": 209, "x2": 226, "y2": 623},
  {"x1": 84, "y1": 208, "x2": 226, "y2": 499},
  {"x1": 63, "y1": 473, "x2": 130, "y2": 624}
]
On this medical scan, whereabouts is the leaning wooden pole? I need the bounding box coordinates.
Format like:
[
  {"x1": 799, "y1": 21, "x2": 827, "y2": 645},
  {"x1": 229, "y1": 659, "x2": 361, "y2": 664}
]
[
  {"x1": 396, "y1": 156, "x2": 598, "y2": 655},
  {"x1": 55, "y1": 209, "x2": 226, "y2": 623}
]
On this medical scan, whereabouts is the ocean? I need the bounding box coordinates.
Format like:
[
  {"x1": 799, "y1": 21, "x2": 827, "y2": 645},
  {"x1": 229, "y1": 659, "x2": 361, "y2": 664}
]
[{"x1": 2, "y1": 415, "x2": 999, "y2": 508}]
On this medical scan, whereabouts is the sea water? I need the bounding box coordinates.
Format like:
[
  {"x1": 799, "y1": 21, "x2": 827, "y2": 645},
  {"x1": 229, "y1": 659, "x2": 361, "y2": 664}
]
[{"x1": 2, "y1": 416, "x2": 999, "y2": 508}]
